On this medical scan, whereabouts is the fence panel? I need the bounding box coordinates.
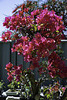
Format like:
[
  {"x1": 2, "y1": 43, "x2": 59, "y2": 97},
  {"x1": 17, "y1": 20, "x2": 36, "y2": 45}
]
[{"x1": 0, "y1": 42, "x2": 11, "y2": 86}]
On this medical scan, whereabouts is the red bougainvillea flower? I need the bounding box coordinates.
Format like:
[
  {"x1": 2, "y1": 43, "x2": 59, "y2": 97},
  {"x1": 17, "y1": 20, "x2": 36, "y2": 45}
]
[
  {"x1": 6, "y1": 63, "x2": 23, "y2": 82},
  {"x1": 36, "y1": 9, "x2": 65, "y2": 33},
  {"x1": 13, "y1": 65, "x2": 17, "y2": 70},
  {"x1": 48, "y1": 51, "x2": 67, "y2": 78},
  {"x1": 14, "y1": 65, "x2": 22, "y2": 75},
  {"x1": 2, "y1": 31, "x2": 12, "y2": 42},
  {"x1": 16, "y1": 75, "x2": 21, "y2": 81},
  {"x1": 62, "y1": 87, "x2": 66, "y2": 92},
  {"x1": 6, "y1": 62, "x2": 13, "y2": 71},
  {"x1": 12, "y1": 33, "x2": 56, "y2": 65},
  {"x1": 15, "y1": 69, "x2": 21, "y2": 75},
  {"x1": 3, "y1": 16, "x2": 11, "y2": 28},
  {"x1": 7, "y1": 74, "x2": 13, "y2": 82}
]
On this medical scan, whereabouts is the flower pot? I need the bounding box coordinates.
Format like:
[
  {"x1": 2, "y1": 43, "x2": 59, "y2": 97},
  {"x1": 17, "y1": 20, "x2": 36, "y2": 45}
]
[{"x1": 6, "y1": 89, "x2": 20, "y2": 96}]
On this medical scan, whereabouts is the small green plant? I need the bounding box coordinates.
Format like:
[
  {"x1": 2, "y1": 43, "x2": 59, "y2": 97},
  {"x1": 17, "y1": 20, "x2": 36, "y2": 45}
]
[
  {"x1": 0, "y1": 80, "x2": 5, "y2": 91},
  {"x1": 8, "y1": 79, "x2": 21, "y2": 92},
  {"x1": 0, "y1": 80, "x2": 6, "y2": 95}
]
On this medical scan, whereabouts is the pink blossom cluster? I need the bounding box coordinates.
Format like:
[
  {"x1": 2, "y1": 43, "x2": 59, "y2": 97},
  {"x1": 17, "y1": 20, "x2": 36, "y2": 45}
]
[
  {"x1": 11, "y1": 36, "x2": 29, "y2": 54},
  {"x1": 12, "y1": 33, "x2": 56, "y2": 67},
  {"x1": 31, "y1": 9, "x2": 40, "y2": 16},
  {"x1": 36, "y1": 9, "x2": 64, "y2": 33},
  {"x1": 2, "y1": 8, "x2": 65, "y2": 44},
  {"x1": 48, "y1": 51, "x2": 67, "y2": 78},
  {"x1": 3, "y1": 14, "x2": 33, "y2": 31},
  {"x1": 5, "y1": 62, "x2": 13, "y2": 82},
  {"x1": 6, "y1": 62, "x2": 23, "y2": 82},
  {"x1": 13, "y1": 65, "x2": 22, "y2": 81},
  {"x1": 2, "y1": 30, "x2": 12, "y2": 42}
]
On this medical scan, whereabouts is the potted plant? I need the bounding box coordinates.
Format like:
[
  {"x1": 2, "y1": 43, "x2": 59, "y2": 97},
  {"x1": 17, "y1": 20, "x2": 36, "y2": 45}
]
[
  {"x1": 6, "y1": 79, "x2": 21, "y2": 96},
  {"x1": 1, "y1": 0, "x2": 67, "y2": 100}
]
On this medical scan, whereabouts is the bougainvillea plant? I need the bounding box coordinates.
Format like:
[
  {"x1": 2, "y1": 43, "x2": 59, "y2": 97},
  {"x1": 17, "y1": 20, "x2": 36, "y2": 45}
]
[{"x1": 2, "y1": 0, "x2": 67, "y2": 100}]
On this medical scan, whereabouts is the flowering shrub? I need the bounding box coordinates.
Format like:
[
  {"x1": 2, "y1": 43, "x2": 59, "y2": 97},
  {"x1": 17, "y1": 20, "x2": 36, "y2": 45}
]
[{"x1": 2, "y1": 0, "x2": 67, "y2": 100}]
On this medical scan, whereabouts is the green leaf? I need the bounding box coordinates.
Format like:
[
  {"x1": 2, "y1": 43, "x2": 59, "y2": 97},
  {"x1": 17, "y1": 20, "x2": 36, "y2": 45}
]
[
  {"x1": 29, "y1": 94, "x2": 31, "y2": 97},
  {"x1": 56, "y1": 30, "x2": 59, "y2": 33},
  {"x1": 47, "y1": 94, "x2": 51, "y2": 99},
  {"x1": 31, "y1": 28, "x2": 34, "y2": 31},
  {"x1": 17, "y1": 82, "x2": 20, "y2": 84},
  {"x1": 34, "y1": 25, "x2": 37, "y2": 31},
  {"x1": 40, "y1": 24, "x2": 43, "y2": 26},
  {"x1": 31, "y1": 24, "x2": 37, "y2": 31},
  {"x1": 43, "y1": 88, "x2": 48, "y2": 93},
  {"x1": 40, "y1": 98, "x2": 44, "y2": 100}
]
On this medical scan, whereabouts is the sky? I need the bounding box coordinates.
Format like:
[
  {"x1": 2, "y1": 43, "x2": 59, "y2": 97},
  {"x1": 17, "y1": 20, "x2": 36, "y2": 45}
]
[{"x1": 0, "y1": 0, "x2": 26, "y2": 36}]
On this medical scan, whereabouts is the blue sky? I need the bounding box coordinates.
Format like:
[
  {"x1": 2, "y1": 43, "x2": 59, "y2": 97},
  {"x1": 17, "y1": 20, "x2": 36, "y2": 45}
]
[{"x1": 0, "y1": 0, "x2": 26, "y2": 36}]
